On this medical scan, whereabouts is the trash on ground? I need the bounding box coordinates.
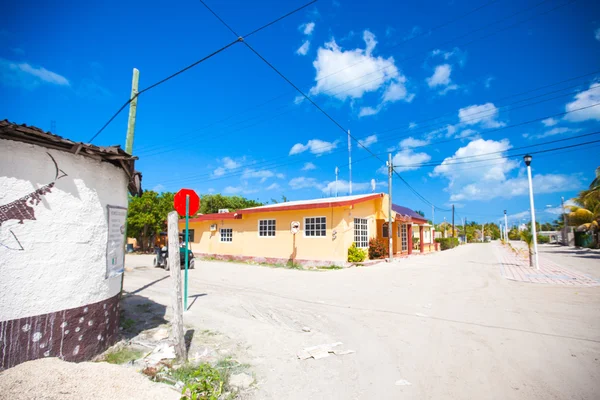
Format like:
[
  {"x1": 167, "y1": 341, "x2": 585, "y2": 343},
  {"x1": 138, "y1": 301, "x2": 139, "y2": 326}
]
[
  {"x1": 302, "y1": 326, "x2": 311, "y2": 332},
  {"x1": 297, "y1": 342, "x2": 354, "y2": 360},
  {"x1": 395, "y1": 379, "x2": 412, "y2": 386},
  {"x1": 144, "y1": 343, "x2": 176, "y2": 365}
]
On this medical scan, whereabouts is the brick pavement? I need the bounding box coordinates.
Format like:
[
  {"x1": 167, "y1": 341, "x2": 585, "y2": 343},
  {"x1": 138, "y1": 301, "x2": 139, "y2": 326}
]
[{"x1": 493, "y1": 242, "x2": 600, "y2": 287}]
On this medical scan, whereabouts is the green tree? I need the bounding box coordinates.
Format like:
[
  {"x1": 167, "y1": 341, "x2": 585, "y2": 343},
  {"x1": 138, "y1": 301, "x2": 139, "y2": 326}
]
[
  {"x1": 127, "y1": 191, "x2": 174, "y2": 251},
  {"x1": 520, "y1": 230, "x2": 534, "y2": 267},
  {"x1": 200, "y1": 194, "x2": 263, "y2": 214},
  {"x1": 567, "y1": 166, "x2": 600, "y2": 246},
  {"x1": 415, "y1": 210, "x2": 425, "y2": 217}
]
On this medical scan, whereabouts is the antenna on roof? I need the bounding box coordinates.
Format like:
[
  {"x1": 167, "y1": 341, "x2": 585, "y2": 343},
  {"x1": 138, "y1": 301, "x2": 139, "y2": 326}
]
[{"x1": 370, "y1": 179, "x2": 376, "y2": 193}]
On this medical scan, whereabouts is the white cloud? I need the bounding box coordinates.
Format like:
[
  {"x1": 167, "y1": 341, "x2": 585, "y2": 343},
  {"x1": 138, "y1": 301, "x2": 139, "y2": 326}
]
[
  {"x1": 296, "y1": 40, "x2": 310, "y2": 56},
  {"x1": 408, "y1": 122, "x2": 417, "y2": 129},
  {"x1": 458, "y1": 102, "x2": 505, "y2": 128},
  {"x1": 213, "y1": 167, "x2": 226, "y2": 177},
  {"x1": 404, "y1": 26, "x2": 421, "y2": 40},
  {"x1": 266, "y1": 183, "x2": 280, "y2": 191},
  {"x1": 455, "y1": 129, "x2": 477, "y2": 139},
  {"x1": 309, "y1": 30, "x2": 412, "y2": 103},
  {"x1": 531, "y1": 127, "x2": 579, "y2": 139},
  {"x1": 564, "y1": 82, "x2": 600, "y2": 122},
  {"x1": 484, "y1": 76, "x2": 494, "y2": 89},
  {"x1": 358, "y1": 134, "x2": 378, "y2": 148},
  {"x1": 431, "y1": 138, "x2": 581, "y2": 201},
  {"x1": 241, "y1": 169, "x2": 275, "y2": 183},
  {"x1": 0, "y1": 58, "x2": 70, "y2": 88},
  {"x1": 302, "y1": 162, "x2": 317, "y2": 171},
  {"x1": 301, "y1": 22, "x2": 315, "y2": 35},
  {"x1": 223, "y1": 186, "x2": 258, "y2": 195},
  {"x1": 390, "y1": 149, "x2": 432, "y2": 172},
  {"x1": 358, "y1": 106, "x2": 380, "y2": 117},
  {"x1": 383, "y1": 78, "x2": 414, "y2": 102},
  {"x1": 595, "y1": 28, "x2": 600, "y2": 41},
  {"x1": 222, "y1": 157, "x2": 240, "y2": 170},
  {"x1": 541, "y1": 117, "x2": 558, "y2": 127},
  {"x1": 289, "y1": 177, "x2": 322, "y2": 190},
  {"x1": 289, "y1": 139, "x2": 338, "y2": 155},
  {"x1": 399, "y1": 137, "x2": 429, "y2": 149},
  {"x1": 320, "y1": 179, "x2": 374, "y2": 195},
  {"x1": 152, "y1": 184, "x2": 166, "y2": 192},
  {"x1": 427, "y1": 64, "x2": 451, "y2": 87},
  {"x1": 212, "y1": 157, "x2": 242, "y2": 177}
]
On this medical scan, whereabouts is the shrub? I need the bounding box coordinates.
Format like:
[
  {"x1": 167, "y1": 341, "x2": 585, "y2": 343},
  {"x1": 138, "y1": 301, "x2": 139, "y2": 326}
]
[
  {"x1": 348, "y1": 243, "x2": 367, "y2": 262},
  {"x1": 538, "y1": 235, "x2": 550, "y2": 244},
  {"x1": 368, "y1": 238, "x2": 388, "y2": 259},
  {"x1": 435, "y1": 237, "x2": 459, "y2": 250},
  {"x1": 180, "y1": 363, "x2": 225, "y2": 400}
]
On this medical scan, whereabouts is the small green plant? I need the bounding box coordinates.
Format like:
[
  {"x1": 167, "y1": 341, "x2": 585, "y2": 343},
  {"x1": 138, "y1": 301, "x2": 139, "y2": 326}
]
[
  {"x1": 180, "y1": 363, "x2": 225, "y2": 400},
  {"x1": 347, "y1": 242, "x2": 367, "y2": 262},
  {"x1": 368, "y1": 238, "x2": 388, "y2": 259},
  {"x1": 103, "y1": 347, "x2": 144, "y2": 364},
  {"x1": 435, "y1": 237, "x2": 459, "y2": 250},
  {"x1": 317, "y1": 265, "x2": 343, "y2": 270},
  {"x1": 520, "y1": 230, "x2": 534, "y2": 266},
  {"x1": 538, "y1": 235, "x2": 550, "y2": 244},
  {"x1": 120, "y1": 314, "x2": 136, "y2": 332},
  {"x1": 285, "y1": 260, "x2": 303, "y2": 269}
]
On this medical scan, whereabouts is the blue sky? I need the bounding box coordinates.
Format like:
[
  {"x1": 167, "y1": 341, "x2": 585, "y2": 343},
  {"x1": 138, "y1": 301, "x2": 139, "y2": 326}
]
[{"x1": 2, "y1": 0, "x2": 600, "y2": 225}]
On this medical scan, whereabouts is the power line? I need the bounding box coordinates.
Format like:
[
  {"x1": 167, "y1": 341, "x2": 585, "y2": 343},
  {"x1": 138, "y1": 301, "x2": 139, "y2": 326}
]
[
  {"x1": 156, "y1": 100, "x2": 600, "y2": 187},
  {"x1": 135, "y1": 0, "x2": 564, "y2": 155},
  {"x1": 87, "y1": 0, "x2": 317, "y2": 144}
]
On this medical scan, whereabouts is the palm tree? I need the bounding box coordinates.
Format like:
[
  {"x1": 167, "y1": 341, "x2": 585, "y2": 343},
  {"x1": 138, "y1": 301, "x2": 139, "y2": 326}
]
[
  {"x1": 568, "y1": 166, "x2": 600, "y2": 247},
  {"x1": 520, "y1": 230, "x2": 534, "y2": 266}
]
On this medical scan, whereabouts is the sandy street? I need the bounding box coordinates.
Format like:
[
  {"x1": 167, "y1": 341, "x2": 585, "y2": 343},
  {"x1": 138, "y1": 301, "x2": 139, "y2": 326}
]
[{"x1": 123, "y1": 243, "x2": 600, "y2": 400}]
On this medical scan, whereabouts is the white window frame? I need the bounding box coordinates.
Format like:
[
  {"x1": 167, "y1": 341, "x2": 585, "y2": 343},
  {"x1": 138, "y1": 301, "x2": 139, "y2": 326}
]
[
  {"x1": 220, "y1": 228, "x2": 233, "y2": 243},
  {"x1": 258, "y1": 219, "x2": 276, "y2": 237},
  {"x1": 304, "y1": 216, "x2": 327, "y2": 238},
  {"x1": 354, "y1": 218, "x2": 369, "y2": 249}
]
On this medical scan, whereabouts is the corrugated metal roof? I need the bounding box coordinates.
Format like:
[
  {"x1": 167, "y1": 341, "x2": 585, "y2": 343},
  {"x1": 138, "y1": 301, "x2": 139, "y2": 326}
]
[
  {"x1": 392, "y1": 204, "x2": 426, "y2": 221},
  {"x1": 0, "y1": 120, "x2": 142, "y2": 196},
  {"x1": 240, "y1": 193, "x2": 383, "y2": 214}
]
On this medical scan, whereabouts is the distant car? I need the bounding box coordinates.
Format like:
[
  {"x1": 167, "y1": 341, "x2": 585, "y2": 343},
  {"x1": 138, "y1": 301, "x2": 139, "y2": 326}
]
[{"x1": 153, "y1": 232, "x2": 195, "y2": 270}]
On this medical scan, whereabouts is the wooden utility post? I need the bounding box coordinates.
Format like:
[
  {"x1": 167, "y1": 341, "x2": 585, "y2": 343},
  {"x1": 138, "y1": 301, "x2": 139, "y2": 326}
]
[
  {"x1": 387, "y1": 153, "x2": 393, "y2": 262},
  {"x1": 168, "y1": 211, "x2": 186, "y2": 362},
  {"x1": 125, "y1": 68, "x2": 139, "y2": 155}
]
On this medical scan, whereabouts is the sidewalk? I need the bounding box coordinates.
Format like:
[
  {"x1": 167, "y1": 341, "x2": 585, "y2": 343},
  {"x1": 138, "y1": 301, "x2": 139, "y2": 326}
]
[{"x1": 493, "y1": 242, "x2": 600, "y2": 287}]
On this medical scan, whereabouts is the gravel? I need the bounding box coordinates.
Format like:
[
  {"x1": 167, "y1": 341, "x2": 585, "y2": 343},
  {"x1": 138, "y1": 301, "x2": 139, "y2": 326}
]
[{"x1": 0, "y1": 358, "x2": 179, "y2": 400}]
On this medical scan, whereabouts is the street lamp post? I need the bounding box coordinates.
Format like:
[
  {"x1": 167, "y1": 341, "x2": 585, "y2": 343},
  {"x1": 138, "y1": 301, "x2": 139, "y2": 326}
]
[{"x1": 524, "y1": 155, "x2": 539, "y2": 270}]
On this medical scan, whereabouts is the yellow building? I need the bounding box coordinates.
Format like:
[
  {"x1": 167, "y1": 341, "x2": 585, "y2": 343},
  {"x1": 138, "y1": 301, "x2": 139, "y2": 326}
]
[{"x1": 179, "y1": 193, "x2": 433, "y2": 266}]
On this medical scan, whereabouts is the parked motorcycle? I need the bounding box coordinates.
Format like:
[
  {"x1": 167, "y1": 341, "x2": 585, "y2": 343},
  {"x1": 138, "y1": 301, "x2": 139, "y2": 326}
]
[{"x1": 153, "y1": 233, "x2": 195, "y2": 270}]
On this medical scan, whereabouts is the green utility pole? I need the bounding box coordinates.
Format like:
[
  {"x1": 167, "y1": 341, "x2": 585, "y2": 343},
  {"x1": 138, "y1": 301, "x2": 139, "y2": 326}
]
[{"x1": 125, "y1": 68, "x2": 139, "y2": 154}]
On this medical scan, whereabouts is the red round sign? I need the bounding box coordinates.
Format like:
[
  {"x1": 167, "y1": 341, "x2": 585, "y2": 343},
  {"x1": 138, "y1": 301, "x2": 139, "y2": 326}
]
[{"x1": 174, "y1": 189, "x2": 200, "y2": 216}]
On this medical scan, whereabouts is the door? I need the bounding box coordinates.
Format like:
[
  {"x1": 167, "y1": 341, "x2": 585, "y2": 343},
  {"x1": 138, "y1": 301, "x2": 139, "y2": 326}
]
[{"x1": 400, "y1": 224, "x2": 408, "y2": 252}]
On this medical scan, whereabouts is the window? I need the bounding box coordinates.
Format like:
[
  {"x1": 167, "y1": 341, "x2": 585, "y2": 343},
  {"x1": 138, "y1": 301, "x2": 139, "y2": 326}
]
[
  {"x1": 258, "y1": 219, "x2": 276, "y2": 237},
  {"x1": 188, "y1": 229, "x2": 195, "y2": 242},
  {"x1": 220, "y1": 228, "x2": 232, "y2": 242},
  {"x1": 382, "y1": 223, "x2": 389, "y2": 238},
  {"x1": 354, "y1": 218, "x2": 368, "y2": 248},
  {"x1": 400, "y1": 224, "x2": 408, "y2": 251},
  {"x1": 304, "y1": 217, "x2": 326, "y2": 237}
]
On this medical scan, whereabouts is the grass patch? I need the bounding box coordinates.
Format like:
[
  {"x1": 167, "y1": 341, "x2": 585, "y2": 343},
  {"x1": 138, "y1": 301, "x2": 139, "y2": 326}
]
[
  {"x1": 316, "y1": 265, "x2": 343, "y2": 270},
  {"x1": 103, "y1": 347, "x2": 144, "y2": 364}
]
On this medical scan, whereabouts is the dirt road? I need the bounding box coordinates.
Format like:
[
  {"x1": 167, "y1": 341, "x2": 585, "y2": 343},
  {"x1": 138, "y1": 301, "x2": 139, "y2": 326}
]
[{"x1": 124, "y1": 244, "x2": 600, "y2": 399}]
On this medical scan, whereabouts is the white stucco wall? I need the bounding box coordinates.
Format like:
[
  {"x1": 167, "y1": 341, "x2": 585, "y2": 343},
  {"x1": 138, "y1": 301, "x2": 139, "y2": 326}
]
[{"x1": 0, "y1": 139, "x2": 128, "y2": 321}]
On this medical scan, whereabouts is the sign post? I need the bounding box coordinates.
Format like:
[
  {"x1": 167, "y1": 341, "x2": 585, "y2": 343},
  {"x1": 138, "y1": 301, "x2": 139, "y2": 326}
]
[
  {"x1": 174, "y1": 189, "x2": 200, "y2": 310},
  {"x1": 290, "y1": 221, "x2": 300, "y2": 267}
]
